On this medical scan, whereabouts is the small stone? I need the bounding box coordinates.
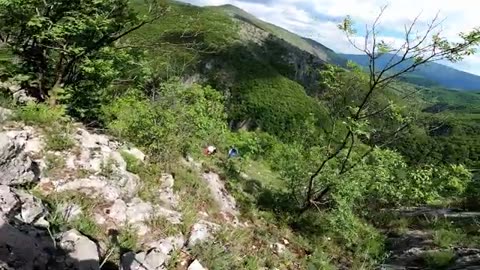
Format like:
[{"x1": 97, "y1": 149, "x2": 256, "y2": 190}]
[
  {"x1": 188, "y1": 259, "x2": 206, "y2": 270},
  {"x1": 120, "y1": 250, "x2": 169, "y2": 270},
  {"x1": 272, "y1": 243, "x2": 286, "y2": 254}
]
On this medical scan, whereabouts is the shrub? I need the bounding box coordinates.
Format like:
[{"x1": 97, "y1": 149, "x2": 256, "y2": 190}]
[
  {"x1": 120, "y1": 151, "x2": 142, "y2": 174},
  {"x1": 14, "y1": 102, "x2": 67, "y2": 126},
  {"x1": 102, "y1": 81, "x2": 227, "y2": 164}
]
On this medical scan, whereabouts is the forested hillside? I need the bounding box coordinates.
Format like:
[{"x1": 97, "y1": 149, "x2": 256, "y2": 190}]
[{"x1": 0, "y1": 0, "x2": 480, "y2": 269}]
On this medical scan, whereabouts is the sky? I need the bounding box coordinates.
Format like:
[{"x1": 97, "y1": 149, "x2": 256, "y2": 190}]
[{"x1": 178, "y1": 0, "x2": 480, "y2": 75}]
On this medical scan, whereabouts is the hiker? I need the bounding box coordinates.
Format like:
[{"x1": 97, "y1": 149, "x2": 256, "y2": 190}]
[
  {"x1": 228, "y1": 146, "x2": 239, "y2": 158},
  {"x1": 204, "y1": 145, "x2": 217, "y2": 156}
]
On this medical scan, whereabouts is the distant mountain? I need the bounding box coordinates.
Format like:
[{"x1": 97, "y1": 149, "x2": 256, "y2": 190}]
[{"x1": 341, "y1": 53, "x2": 480, "y2": 91}]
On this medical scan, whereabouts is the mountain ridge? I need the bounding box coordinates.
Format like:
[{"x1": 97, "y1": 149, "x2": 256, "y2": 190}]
[
  {"x1": 341, "y1": 53, "x2": 480, "y2": 91},
  {"x1": 213, "y1": 3, "x2": 480, "y2": 92}
]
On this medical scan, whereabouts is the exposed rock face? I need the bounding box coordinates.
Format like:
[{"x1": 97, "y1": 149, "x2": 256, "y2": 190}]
[
  {"x1": 58, "y1": 229, "x2": 100, "y2": 270},
  {"x1": 202, "y1": 172, "x2": 238, "y2": 218},
  {"x1": 0, "y1": 132, "x2": 37, "y2": 185},
  {"x1": 0, "y1": 114, "x2": 227, "y2": 270}
]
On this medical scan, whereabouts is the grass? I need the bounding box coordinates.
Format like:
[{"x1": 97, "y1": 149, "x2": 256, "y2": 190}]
[
  {"x1": 146, "y1": 215, "x2": 181, "y2": 237},
  {"x1": 14, "y1": 102, "x2": 67, "y2": 126},
  {"x1": 424, "y1": 250, "x2": 455, "y2": 269},
  {"x1": 136, "y1": 162, "x2": 163, "y2": 203},
  {"x1": 44, "y1": 153, "x2": 66, "y2": 177},
  {"x1": 117, "y1": 227, "x2": 139, "y2": 251},
  {"x1": 44, "y1": 124, "x2": 75, "y2": 151},
  {"x1": 35, "y1": 190, "x2": 106, "y2": 235},
  {"x1": 433, "y1": 228, "x2": 465, "y2": 248},
  {"x1": 71, "y1": 214, "x2": 102, "y2": 239}
]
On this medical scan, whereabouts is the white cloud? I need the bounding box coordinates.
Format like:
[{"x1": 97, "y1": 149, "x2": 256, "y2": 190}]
[{"x1": 179, "y1": 0, "x2": 480, "y2": 75}]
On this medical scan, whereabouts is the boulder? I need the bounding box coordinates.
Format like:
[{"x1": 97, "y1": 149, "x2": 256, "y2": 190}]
[
  {"x1": 0, "y1": 215, "x2": 52, "y2": 270},
  {"x1": 14, "y1": 189, "x2": 47, "y2": 225},
  {"x1": 58, "y1": 229, "x2": 100, "y2": 270},
  {"x1": 188, "y1": 220, "x2": 220, "y2": 248},
  {"x1": 0, "y1": 132, "x2": 37, "y2": 185}
]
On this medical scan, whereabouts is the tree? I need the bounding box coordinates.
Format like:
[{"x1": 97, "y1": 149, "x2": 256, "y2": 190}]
[
  {"x1": 0, "y1": 0, "x2": 166, "y2": 103},
  {"x1": 302, "y1": 6, "x2": 480, "y2": 211}
]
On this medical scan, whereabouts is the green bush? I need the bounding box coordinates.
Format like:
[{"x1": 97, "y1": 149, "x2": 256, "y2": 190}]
[
  {"x1": 102, "y1": 81, "x2": 227, "y2": 164},
  {"x1": 120, "y1": 151, "x2": 142, "y2": 174},
  {"x1": 14, "y1": 102, "x2": 67, "y2": 126}
]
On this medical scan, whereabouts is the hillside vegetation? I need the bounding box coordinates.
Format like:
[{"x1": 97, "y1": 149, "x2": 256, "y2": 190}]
[{"x1": 0, "y1": 0, "x2": 480, "y2": 269}]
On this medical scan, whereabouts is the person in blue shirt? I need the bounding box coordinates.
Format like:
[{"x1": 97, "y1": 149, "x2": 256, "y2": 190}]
[{"x1": 228, "y1": 146, "x2": 239, "y2": 158}]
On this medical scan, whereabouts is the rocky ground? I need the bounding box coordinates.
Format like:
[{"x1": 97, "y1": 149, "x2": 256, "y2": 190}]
[
  {"x1": 0, "y1": 106, "x2": 254, "y2": 270},
  {"x1": 379, "y1": 208, "x2": 480, "y2": 270}
]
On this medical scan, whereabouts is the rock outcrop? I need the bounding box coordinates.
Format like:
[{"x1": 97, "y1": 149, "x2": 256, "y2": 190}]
[
  {"x1": 0, "y1": 110, "x2": 228, "y2": 269},
  {"x1": 0, "y1": 132, "x2": 38, "y2": 185}
]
